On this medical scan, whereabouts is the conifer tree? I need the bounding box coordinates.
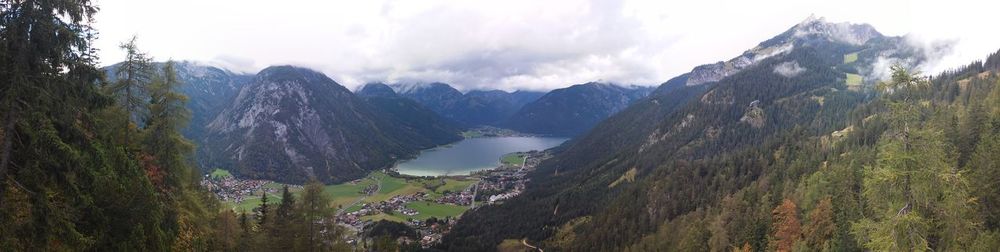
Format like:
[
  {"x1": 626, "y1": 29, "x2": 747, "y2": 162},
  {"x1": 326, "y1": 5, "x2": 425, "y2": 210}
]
[
  {"x1": 852, "y1": 66, "x2": 975, "y2": 251},
  {"x1": 258, "y1": 191, "x2": 269, "y2": 227},
  {"x1": 110, "y1": 36, "x2": 154, "y2": 147}
]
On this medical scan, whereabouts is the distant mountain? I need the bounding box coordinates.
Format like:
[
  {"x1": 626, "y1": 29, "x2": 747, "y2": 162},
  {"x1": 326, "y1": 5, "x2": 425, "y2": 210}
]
[
  {"x1": 203, "y1": 66, "x2": 460, "y2": 184},
  {"x1": 382, "y1": 82, "x2": 545, "y2": 127},
  {"x1": 453, "y1": 89, "x2": 545, "y2": 126},
  {"x1": 503, "y1": 82, "x2": 653, "y2": 136},
  {"x1": 390, "y1": 82, "x2": 466, "y2": 119},
  {"x1": 105, "y1": 61, "x2": 253, "y2": 142},
  {"x1": 443, "y1": 17, "x2": 937, "y2": 251},
  {"x1": 356, "y1": 82, "x2": 399, "y2": 98},
  {"x1": 356, "y1": 83, "x2": 464, "y2": 145}
]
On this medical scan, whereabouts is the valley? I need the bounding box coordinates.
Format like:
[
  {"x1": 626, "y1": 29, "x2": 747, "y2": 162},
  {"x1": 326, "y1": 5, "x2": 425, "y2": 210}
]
[
  {"x1": 4, "y1": 1, "x2": 1000, "y2": 251},
  {"x1": 203, "y1": 135, "x2": 560, "y2": 248}
]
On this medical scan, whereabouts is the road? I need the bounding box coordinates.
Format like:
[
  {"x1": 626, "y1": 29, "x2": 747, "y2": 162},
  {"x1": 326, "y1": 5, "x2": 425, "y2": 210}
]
[{"x1": 521, "y1": 238, "x2": 543, "y2": 252}]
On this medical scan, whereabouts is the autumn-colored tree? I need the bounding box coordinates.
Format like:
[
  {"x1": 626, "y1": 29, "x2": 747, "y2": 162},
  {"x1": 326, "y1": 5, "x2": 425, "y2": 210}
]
[
  {"x1": 770, "y1": 199, "x2": 801, "y2": 252},
  {"x1": 803, "y1": 197, "x2": 835, "y2": 250}
]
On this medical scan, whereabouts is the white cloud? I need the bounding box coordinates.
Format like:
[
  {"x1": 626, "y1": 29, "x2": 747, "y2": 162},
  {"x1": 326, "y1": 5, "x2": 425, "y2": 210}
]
[
  {"x1": 774, "y1": 61, "x2": 806, "y2": 77},
  {"x1": 92, "y1": 0, "x2": 1000, "y2": 91}
]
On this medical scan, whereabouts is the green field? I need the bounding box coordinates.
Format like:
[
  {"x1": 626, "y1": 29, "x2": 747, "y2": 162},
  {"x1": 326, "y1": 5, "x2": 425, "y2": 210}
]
[
  {"x1": 359, "y1": 201, "x2": 467, "y2": 222},
  {"x1": 220, "y1": 171, "x2": 477, "y2": 222},
  {"x1": 405, "y1": 201, "x2": 467, "y2": 220},
  {"x1": 227, "y1": 194, "x2": 281, "y2": 212},
  {"x1": 501, "y1": 153, "x2": 526, "y2": 166},
  {"x1": 435, "y1": 179, "x2": 475, "y2": 194},
  {"x1": 844, "y1": 52, "x2": 859, "y2": 64},
  {"x1": 210, "y1": 169, "x2": 233, "y2": 179},
  {"x1": 846, "y1": 73, "x2": 863, "y2": 86}
]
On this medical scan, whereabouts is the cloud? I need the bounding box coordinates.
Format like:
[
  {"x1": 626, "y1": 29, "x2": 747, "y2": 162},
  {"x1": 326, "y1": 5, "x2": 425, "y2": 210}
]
[
  {"x1": 773, "y1": 61, "x2": 806, "y2": 77},
  {"x1": 92, "y1": 0, "x2": 1000, "y2": 91}
]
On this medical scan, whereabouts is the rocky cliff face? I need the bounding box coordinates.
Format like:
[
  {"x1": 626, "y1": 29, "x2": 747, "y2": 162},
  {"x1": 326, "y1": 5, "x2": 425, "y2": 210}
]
[{"x1": 204, "y1": 66, "x2": 458, "y2": 184}]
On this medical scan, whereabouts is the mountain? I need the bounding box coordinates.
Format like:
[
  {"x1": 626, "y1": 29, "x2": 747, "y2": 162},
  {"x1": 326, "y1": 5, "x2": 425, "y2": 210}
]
[
  {"x1": 503, "y1": 82, "x2": 653, "y2": 136},
  {"x1": 203, "y1": 66, "x2": 460, "y2": 184},
  {"x1": 442, "y1": 17, "x2": 942, "y2": 251},
  {"x1": 453, "y1": 89, "x2": 546, "y2": 126},
  {"x1": 390, "y1": 82, "x2": 466, "y2": 119},
  {"x1": 385, "y1": 82, "x2": 545, "y2": 127},
  {"x1": 356, "y1": 83, "x2": 464, "y2": 145},
  {"x1": 105, "y1": 61, "x2": 253, "y2": 141},
  {"x1": 356, "y1": 82, "x2": 399, "y2": 98}
]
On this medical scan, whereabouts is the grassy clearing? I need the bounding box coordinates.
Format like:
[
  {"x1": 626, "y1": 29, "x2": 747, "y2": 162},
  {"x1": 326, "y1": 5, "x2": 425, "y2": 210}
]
[
  {"x1": 210, "y1": 169, "x2": 232, "y2": 179},
  {"x1": 498, "y1": 239, "x2": 532, "y2": 252},
  {"x1": 608, "y1": 167, "x2": 638, "y2": 188},
  {"x1": 228, "y1": 194, "x2": 281, "y2": 213},
  {"x1": 844, "y1": 52, "x2": 859, "y2": 64},
  {"x1": 846, "y1": 73, "x2": 863, "y2": 86},
  {"x1": 436, "y1": 179, "x2": 475, "y2": 194},
  {"x1": 501, "y1": 153, "x2": 526, "y2": 166}
]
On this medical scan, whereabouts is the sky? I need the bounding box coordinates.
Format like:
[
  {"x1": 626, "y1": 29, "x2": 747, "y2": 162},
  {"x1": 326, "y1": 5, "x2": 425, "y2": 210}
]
[{"x1": 92, "y1": 0, "x2": 1000, "y2": 92}]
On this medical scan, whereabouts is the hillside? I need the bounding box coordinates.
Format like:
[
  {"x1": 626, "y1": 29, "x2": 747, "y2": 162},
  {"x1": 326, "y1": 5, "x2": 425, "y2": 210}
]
[
  {"x1": 441, "y1": 17, "x2": 977, "y2": 251},
  {"x1": 504, "y1": 82, "x2": 653, "y2": 136}
]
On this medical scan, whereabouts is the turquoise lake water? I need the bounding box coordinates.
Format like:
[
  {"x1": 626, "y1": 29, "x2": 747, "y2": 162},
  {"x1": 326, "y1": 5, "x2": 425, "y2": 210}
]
[{"x1": 394, "y1": 136, "x2": 568, "y2": 176}]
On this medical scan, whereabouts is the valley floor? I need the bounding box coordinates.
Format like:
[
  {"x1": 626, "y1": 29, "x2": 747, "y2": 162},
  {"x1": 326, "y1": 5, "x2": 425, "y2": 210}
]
[{"x1": 201, "y1": 149, "x2": 551, "y2": 248}]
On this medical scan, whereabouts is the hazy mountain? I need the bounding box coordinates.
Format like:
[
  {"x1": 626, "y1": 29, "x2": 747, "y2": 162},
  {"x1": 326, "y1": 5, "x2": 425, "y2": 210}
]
[
  {"x1": 504, "y1": 82, "x2": 653, "y2": 136},
  {"x1": 356, "y1": 83, "x2": 464, "y2": 146},
  {"x1": 203, "y1": 66, "x2": 460, "y2": 184},
  {"x1": 384, "y1": 82, "x2": 545, "y2": 127},
  {"x1": 443, "y1": 17, "x2": 937, "y2": 251},
  {"x1": 356, "y1": 82, "x2": 399, "y2": 98}
]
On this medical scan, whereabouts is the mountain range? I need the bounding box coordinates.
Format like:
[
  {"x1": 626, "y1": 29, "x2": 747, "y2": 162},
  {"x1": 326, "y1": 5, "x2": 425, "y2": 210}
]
[{"x1": 441, "y1": 16, "x2": 942, "y2": 251}]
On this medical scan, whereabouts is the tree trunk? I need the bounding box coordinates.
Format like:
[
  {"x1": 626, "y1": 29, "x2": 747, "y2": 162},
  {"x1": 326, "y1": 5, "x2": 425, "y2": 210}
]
[{"x1": 0, "y1": 109, "x2": 17, "y2": 200}]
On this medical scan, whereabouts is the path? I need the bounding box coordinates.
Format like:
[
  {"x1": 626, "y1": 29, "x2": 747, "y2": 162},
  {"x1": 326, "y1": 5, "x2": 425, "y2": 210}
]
[{"x1": 521, "y1": 238, "x2": 543, "y2": 252}]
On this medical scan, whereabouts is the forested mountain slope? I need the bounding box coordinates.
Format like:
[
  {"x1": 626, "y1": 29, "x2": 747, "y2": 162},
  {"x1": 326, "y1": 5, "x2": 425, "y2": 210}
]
[
  {"x1": 356, "y1": 83, "x2": 464, "y2": 147},
  {"x1": 503, "y1": 82, "x2": 653, "y2": 136},
  {"x1": 440, "y1": 18, "x2": 985, "y2": 251}
]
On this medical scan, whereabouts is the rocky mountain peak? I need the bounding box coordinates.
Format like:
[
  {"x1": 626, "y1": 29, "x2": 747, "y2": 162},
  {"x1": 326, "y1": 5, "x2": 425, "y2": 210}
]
[{"x1": 791, "y1": 15, "x2": 881, "y2": 45}]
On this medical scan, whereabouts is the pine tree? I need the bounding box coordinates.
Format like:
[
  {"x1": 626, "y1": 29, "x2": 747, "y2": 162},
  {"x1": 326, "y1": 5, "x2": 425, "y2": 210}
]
[
  {"x1": 297, "y1": 180, "x2": 348, "y2": 251},
  {"x1": 272, "y1": 185, "x2": 297, "y2": 250},
  {"x1": 109, "y1": 36, "x2": 154, "y2": 148},
  {"x1": 970, "y1": 132, "x2": 1000, "y2": 229},
  {"x1": 852, "y1": 66, "x2": 975, "y2": 251},
  {"x1": 258, "y1": 191, "x2": 269, "y2": 227}
]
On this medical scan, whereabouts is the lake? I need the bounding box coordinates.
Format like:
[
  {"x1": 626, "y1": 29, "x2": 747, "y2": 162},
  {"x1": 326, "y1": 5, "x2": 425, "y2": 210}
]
[{"x1": 394, "y1": 136, "x2": 568, "y2": 176}]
